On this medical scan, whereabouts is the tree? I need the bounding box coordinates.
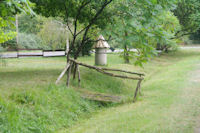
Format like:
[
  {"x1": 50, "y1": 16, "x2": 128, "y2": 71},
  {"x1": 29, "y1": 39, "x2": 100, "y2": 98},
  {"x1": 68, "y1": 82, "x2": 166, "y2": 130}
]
[
  {"x1": 155, "y1": 11, "x2": 180, "y2": 52},
  {"x1": 2, "y1": 14, "x2": 46, "y2": 50},
  {"x1": 18, "y1": 14, "x2": 45, "y2": 34},
  {"x1": 31, "y1": 0, "x2": 113, "y2": 60},
  {"x1": 38, "y1": 19, "x2": 69, "y2": 50},
  {"x1": 104, "y1": 0, "x2": 178, "y2": 65},
  {"x1": 0, "y1": 0, "x2": 34, "y2": 44},
  {"x1": 31, "y1": 0, "x2": 180, "y2": 66},
  {"x1": 173, "y1": 0, "x2": 200, "y2": 38},
  {"x1": 0, "y1": 17, "x2": 16, "y2": 44}
]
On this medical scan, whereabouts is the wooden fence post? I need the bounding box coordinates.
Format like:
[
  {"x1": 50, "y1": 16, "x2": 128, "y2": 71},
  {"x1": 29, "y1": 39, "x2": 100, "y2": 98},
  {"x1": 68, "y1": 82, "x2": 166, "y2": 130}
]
[
  {"x1": 133, "y1": 80, "x2": 142, "y2": 102},
  {"x1": 73, "y1": 64, "x2": 78, "y2": 80},
  {"x1": 66, "y1": 61, "x2": 72, "y2": 87},
  {"x1": 77, "y1": 64, "x2": 81, "y2": 86},
  {"x1": 55, "y1": 63, "x2": 70, "y2": 84}
]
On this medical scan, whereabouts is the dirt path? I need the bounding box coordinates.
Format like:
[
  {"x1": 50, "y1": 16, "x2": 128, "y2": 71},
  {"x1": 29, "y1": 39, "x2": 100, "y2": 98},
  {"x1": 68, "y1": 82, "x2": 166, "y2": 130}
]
[{"x1": 194, "y1": 65, "x2": 200, "y2": 133}]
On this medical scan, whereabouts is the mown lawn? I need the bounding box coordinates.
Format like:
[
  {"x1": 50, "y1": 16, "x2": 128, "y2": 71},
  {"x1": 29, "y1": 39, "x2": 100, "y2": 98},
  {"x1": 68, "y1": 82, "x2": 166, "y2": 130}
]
[
  {"x1": 0, "y1": 49, "x2": 200, "y2": 132},
  {"x1": 69, "y1": 49, "x2": 200, "y2": 133}
]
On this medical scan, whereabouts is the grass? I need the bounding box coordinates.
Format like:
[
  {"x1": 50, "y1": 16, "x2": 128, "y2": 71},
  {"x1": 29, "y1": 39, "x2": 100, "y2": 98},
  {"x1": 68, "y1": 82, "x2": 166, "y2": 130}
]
[
  {"x1": 68, "y1": 50, "x2": 200, "y2": 133},
  {"x1": 0, "y1": 57, "x2": 101, "y2": 133},
  {"x1": 0, "y1": 49, "x2": 200, "y2": 132}
]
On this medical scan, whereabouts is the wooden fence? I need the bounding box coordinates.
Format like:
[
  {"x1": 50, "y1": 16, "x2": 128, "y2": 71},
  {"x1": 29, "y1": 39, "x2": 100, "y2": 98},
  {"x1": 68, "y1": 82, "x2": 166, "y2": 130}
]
[{"x1": 0, "y1": 49, "x2": 66, "y2": 58}]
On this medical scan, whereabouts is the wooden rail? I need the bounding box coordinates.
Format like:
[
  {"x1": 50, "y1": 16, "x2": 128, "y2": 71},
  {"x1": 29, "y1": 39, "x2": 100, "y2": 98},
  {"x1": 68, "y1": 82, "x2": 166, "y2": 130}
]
[{"x1": 56, "y1": 58, "x2": 145, "y2": 102}]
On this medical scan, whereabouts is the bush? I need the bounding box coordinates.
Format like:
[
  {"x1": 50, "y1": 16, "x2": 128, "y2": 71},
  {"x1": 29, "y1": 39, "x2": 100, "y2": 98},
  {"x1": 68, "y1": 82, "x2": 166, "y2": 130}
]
[
  {"x1": 38, "y1": 20, "x2": 68, "y2": 50},
  {"x1": 18, "y1": 33, "x2": 46, "y2": 49},
  {"x1": 2, "y1": 33, "x2": 46, "y2": 50}
]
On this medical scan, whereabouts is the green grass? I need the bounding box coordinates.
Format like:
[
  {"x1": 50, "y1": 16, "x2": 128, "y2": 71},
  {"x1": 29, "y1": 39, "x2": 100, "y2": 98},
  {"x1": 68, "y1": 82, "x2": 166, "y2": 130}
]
[
  {"x1": 68, "y1": 50, "x2": 200, "y2": 133},
  {"x1": 1, "y1": 49, "x2": 200, "y2": 132}
]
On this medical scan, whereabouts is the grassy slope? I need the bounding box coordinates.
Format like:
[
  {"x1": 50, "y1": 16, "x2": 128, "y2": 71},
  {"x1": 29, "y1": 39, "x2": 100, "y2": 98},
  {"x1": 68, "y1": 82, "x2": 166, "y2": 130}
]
[
  {"x1": 0, "y1": 54, "x2": 138, "y2": 132},
  {"x1": 0, "y1": 57, "x2": 99, "y2": 132},
  {"x1": 0, "y1": 49, "x2": 200, "y2": 132},
  {"x1": 68, "y1": 49, "x2": 200, "y2": 133}
]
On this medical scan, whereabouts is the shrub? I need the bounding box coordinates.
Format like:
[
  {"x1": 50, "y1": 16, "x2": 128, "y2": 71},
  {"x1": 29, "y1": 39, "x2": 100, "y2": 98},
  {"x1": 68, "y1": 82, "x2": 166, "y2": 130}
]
[{"x1": 18, "y1": 33, "x2": 45, "y2": 49}]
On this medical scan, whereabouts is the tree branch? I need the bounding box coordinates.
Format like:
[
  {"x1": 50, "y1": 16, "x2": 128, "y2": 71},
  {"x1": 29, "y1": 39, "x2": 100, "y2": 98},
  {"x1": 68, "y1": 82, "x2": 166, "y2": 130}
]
[
  {"x1": 76, "y1": 0, "x2": 112, "y2": 36},
  {"x1": 63, "y1": 3, "x2": 73, "y2": 35},
  {"x1": 74, "y1": 0, "x2": 113, "y2": 59},
  {"x1": 74, "y1": 0, "x2": 91, "y2": 35},
  {"x1": 172, "y1": 32, "x2": 196, "y2": 39},
  {"x1": 66, "y1": 0, "x2": 92, "y2": 59}
]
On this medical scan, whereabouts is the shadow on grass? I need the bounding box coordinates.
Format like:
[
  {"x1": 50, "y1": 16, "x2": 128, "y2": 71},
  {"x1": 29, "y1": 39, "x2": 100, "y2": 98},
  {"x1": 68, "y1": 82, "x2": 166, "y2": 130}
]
[{"x1": 0, "y1": 69, "x2": 61, "y2": 89}]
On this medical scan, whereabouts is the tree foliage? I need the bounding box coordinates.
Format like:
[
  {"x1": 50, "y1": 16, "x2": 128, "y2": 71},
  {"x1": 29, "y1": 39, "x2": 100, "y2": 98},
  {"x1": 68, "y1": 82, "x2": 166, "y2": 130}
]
[
  {"x1": 18, "y1": 33, "x2": 43, "y2": 49},
  {"x1": 0, "y1": 17, "x2": 16, "y2": 44},
  {"x1": 38, "y1": 19, "x2": 69, "y2": 50},
  {"x1": 31, "y1": 0, "x2": 113, "y2": 59},
  {"x1": 18, "y1": 14, "x2": 44, "y2": 34},
  {"x1": 0, "y1": 0, "x2": 34, "y2": 44},
  {"x1": 173, "y1": 0, "x2": 200, "y2": 38},
  {"x1": 104, "y1": 0, "x2": 178, "y2": 65},
  {"x1": 2, "y1": 0, "x2": 195, "y2": 67},
  {"x1": 30, "y1": 0, "x2": 183, "y2": 66}
]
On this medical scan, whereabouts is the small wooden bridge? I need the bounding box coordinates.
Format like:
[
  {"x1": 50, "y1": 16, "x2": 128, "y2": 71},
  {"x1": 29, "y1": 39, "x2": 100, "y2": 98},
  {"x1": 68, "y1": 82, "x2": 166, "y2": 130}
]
[{"x1": 76, "y1": 88, "x2": 123, "y2": 103}]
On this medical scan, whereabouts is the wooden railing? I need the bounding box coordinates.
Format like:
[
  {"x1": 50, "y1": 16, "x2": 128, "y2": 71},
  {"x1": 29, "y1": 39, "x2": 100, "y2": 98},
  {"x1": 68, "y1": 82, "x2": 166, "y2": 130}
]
[{"x1": 56, "y1": 58, "x2": 145, "y2": 102}]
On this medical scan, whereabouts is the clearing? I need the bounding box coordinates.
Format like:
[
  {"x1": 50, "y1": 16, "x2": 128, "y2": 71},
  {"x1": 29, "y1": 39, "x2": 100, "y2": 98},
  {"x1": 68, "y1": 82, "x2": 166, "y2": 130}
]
[{"x1": 1, "y1": 49, "x2": 200, "y2": 132}]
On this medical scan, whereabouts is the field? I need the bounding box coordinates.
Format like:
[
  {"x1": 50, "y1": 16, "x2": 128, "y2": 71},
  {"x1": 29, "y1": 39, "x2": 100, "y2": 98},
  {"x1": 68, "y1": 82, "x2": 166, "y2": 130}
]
[{"x1": 1, "y1": 49, "x2": 200, "y2": 132}]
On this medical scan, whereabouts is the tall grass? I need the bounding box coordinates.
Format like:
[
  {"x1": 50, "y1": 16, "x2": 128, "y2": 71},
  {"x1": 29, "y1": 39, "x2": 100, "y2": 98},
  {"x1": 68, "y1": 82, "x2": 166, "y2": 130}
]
[{"x1": 0, "y1": 84, "x2": 99, "y2": 133}]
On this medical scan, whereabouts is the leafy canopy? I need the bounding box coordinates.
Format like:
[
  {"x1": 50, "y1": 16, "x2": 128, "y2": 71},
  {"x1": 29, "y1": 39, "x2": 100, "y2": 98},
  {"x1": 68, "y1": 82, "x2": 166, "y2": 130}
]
[
  {"x1": 173, "y1": 0, "x2": 200, "y2": 38},
  {"x1": 104, "y1": 0, "x2": 178, "y2": 66},
  {"x1": 0, "y1": 0, "x2": 34, "y2": 44}
]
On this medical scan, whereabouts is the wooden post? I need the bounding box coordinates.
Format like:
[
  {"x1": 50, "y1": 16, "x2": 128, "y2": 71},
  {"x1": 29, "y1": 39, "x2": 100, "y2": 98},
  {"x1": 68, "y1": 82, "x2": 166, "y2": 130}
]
[
  {"x1": 66, "y1": 61, "x2": 72, "y2": 87},
  {"x1": 139, "y1": 75, "x2": 142, "y2": 95},
  {"x1": 73, "y1": 64, "x2": 78, "y2": 80},
  {"x1": 66, "y1": 36, "x2": 69, "y2": 54},
  {"x1": 55, "y1": 36, "x2": 70, "y2": 85},
  {"x1": 133, "y1": 80, "x2": 142, "y2": 102},
  {"x1": 55, "y1": 63, "x2": 70, "y2": 84},
  {"x1": 77, "y1": 64, "x2": 81, "y2": 86}
]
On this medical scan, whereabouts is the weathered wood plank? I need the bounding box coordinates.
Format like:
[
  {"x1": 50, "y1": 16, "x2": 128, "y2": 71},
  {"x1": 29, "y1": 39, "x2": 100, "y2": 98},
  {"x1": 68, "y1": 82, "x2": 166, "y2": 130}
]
[{"x1": 78, "y1": 89, "x2": 122, "y2": 103}]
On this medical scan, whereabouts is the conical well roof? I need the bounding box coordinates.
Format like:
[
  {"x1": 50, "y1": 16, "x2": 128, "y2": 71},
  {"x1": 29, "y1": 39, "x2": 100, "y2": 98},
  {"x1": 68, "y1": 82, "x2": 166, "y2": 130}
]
[{"x1": 93, "y1": 35, "x2": 110, "y2": 49}]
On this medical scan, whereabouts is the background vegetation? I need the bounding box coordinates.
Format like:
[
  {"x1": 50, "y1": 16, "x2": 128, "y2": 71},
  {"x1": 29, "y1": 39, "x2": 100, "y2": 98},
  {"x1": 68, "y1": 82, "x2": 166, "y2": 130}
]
[{"x1": 1, "y1": 0, "x2": 200, "y2": 64}]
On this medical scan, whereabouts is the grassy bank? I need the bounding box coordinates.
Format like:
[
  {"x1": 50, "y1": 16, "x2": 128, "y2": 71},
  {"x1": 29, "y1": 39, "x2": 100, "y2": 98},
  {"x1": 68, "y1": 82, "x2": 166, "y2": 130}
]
[
  {"x1": 69, "y1": 50, "x2": 200, "y2": 133},
  {"x1": 0, "y1": 54, "x2": 136, "y2": 132},
  {"x1": 0, "y1": 49, "x2": 200, "y2": 132}
]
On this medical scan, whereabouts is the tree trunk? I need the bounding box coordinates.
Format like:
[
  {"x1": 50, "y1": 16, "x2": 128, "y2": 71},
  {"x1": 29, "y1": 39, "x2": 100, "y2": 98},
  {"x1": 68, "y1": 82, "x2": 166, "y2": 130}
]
[
  {"x1": 156, "y1": 43, "x2": 161, "y2": 50},
  {"x1": 124, "y1": 45, "x2": 130, "y2": 64},
  {"x1": 73, "y1": 64, "x2": 77, "y2": 80}
]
